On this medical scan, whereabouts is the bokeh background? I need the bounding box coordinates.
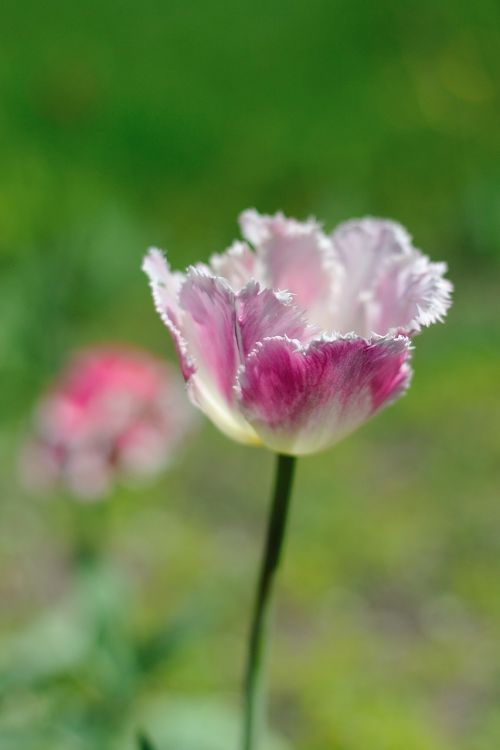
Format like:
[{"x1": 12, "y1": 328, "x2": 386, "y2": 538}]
[{"x1": 1, "y1": 1, "x2": 500, "y2": 748}]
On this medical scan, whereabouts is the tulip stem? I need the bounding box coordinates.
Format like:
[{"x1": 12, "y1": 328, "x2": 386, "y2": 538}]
[{"x1": 243, "y1": 453, "x2": 297, "y2": 750}]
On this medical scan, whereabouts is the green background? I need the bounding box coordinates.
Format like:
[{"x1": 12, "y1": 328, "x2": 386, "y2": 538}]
[{"x1": 1, "y1": 1, "x2": 500, "y2": 748}]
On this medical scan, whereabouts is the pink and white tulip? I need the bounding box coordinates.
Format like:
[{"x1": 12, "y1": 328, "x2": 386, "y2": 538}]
[
  {"x1": 21, "y1": 346, "x2": 195, "y2": 499},
  {"x1": 143, "y1": 211, "x2": 452, "y2": 455}
]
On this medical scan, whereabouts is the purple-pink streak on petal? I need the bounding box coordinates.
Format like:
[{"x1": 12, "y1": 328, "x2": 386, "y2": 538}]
[
  {"x1": 179, "y1": 273, "x2": 314, "y2": 407},
  {"x1": 237, "y1": 335, "x2": 412, "y2": 454}
]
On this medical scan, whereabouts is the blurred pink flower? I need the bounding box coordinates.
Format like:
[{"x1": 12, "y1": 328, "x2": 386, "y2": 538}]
[
  {"x1": 143, "y1": 211, "x2": 452, "y2": 455},
  {"x1": 21, "y1": 346, "x2": 195, "y2": 500}
]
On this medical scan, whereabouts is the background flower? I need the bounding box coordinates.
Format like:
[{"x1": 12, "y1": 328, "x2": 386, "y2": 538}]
[
  {"x1": 144, "y1": 211, "x2": 451, "y2": 455},
  {"x1": 20, "y1": 346, "x2": 195, "y2": 500}
]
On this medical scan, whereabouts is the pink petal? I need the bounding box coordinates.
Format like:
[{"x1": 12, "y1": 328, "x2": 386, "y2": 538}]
[
  {"x1": 236, "y1": 281, "x2": 314, "y2": 356},
  {"x1": 237, "y1": 334, "x2": 412, "y2": 455},
  {"x1": 179, "y1": 273, "x2": 312, "y2": 404},
  {"x1": 180, "y1": 269, "x2": 258, "y2": 443},
  {"x1": 178, "y1": 272, "x2": 314, "y2": 444},
  {"x1": 332, "y1": 218, "x2": 453, "y2": 336},
  {"x1": 239, "y1": 209, "x2": 340, "y2": 329},
  {"x1": 179, "y1": 270, "x2": 239, "y2": 405},
  {"x1": 178, "y1": 270, "x2": 257, "y2": 443},
  {"x1": 142, "y1": 249, "x2": 195, "y2": 380},
  {"x1": 21, "y1": 346, "x2": 195, "y2": 498}
]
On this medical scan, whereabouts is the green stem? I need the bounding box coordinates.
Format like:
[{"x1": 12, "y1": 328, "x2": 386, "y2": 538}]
[{"x1": 243, "y1": 453, "x2": 297, "y2": 750}]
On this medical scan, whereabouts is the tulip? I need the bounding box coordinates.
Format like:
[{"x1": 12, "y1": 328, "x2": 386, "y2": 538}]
[
  {"x1": 21, "y1": 346, "x2": 194, "y2": 501},
  {"x1": 143, "y1": 211, "x2": 451, "y2": 456},
  {"x1": 142, "y1": 210, "x2": 452, "y2": 750}
]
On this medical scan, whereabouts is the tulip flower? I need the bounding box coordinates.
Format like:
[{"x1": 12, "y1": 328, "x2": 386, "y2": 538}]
[
  {"x1": 143, "y1": 211, "x2": 451, "y2": 456},
  {"x1": 142, "y1": 210, "x2": 452, "y2": 750},
  {"x1": 21, "y1": 346, "x2": 194, "y2": 500}
]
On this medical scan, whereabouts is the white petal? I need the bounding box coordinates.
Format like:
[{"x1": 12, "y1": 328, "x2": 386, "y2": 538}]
[
  {"x1": 239, "y1": 209, "x2": 342, "y2": 330},
  {"x1": 332, "y1": 218, "x2": 453, "y2": 336}
]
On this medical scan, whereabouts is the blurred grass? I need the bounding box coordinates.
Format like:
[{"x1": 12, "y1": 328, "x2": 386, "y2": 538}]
[{"x1": 1, "y1": 1, "x2": 500, "y2": 748}]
